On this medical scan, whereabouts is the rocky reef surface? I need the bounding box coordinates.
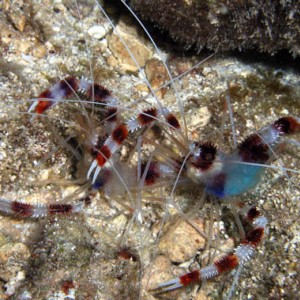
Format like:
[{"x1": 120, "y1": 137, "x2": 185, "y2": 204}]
[{"x1": 129, "y1": 0, "x2": 300, "y2": 57}]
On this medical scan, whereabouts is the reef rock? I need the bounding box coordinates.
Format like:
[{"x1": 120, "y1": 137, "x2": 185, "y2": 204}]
[{"x1": 129, "y1": 0, "x2": 300, "y2": 57}]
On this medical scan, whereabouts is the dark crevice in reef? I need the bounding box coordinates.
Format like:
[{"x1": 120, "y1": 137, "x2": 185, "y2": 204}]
[{"x1": 229, "y1": 50, "x2": 300, "y2": 73}]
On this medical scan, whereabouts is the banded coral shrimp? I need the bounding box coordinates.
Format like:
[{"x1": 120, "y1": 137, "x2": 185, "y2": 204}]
[{"x1": 0, "y1": 0, "x2": 300, "y2": 299}]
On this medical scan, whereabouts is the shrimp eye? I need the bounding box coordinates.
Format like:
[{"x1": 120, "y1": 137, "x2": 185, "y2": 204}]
[
  {"x1": 200, "y1": 142, "x2": 217, "y2": 161},
  {"x1": 191, "y1": 142, "x2": 217, "y2": 171},
  {"x1": 204, "y1": 153, "x2": 213, "y2": 161}
]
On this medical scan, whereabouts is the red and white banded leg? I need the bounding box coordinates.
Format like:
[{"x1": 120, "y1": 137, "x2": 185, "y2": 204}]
[
  {"x1": 0, "y1": 195, "x2": 94, "y2": 218},
  {"x1": 153, "y1": 206, "x2": 267, "y2": 293},
  {"x1": 87, "y1": 106, "x2": 182, "y2": 183},
  {"x1": 28, "y1": 76, "x2": 116, "y2": 115}
]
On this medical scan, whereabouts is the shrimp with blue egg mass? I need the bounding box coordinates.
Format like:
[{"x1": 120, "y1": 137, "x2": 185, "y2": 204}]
[{"x1": 0, "y1": 0, "x2": 299, "y2": 299}]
